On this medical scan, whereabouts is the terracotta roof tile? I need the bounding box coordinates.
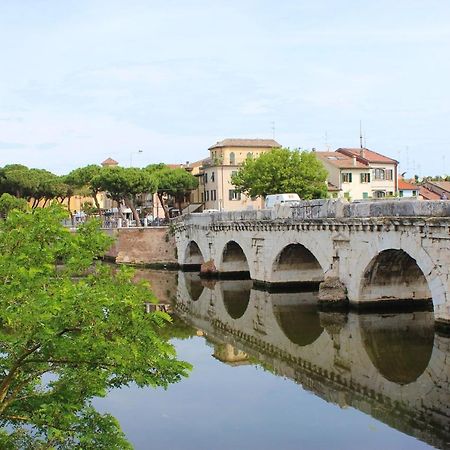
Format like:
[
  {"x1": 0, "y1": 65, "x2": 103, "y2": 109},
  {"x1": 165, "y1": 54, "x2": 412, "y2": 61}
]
[
  {"x1": 398, "y1": 179, "x2": 417, "y2": 190},
  {"x1": 101, "y1": 157, "x2": 118, "y2": 166},
  {"x1": 337, "y1": 148, "x2": 397, "y2": 164},
  {"x1": 208, "y1": 138, "x2": 281, "y2": 150},
  {"x1": 419, "y1": 186, "x2": 440, "y2": 200},
  {"x1": 315, "y1": 151, "x2": 368, "y2": 169},
  {"x1": 327, "y1": 182, "x2": 340, "y2": 191},
  {"x1": 427, "y1": 181, "x2": 450, "y2": 192}
]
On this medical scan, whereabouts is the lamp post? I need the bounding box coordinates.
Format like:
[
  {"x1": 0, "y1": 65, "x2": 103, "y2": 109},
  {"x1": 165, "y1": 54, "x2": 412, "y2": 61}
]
[{"x1": 130, "y1": 149, "x2": 143, "y2": 167}]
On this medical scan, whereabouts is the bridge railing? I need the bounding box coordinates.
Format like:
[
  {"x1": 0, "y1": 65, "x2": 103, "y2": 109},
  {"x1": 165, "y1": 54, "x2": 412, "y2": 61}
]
[{"x1": 176, "y1": 199, "x2": 450, "y2": 225}]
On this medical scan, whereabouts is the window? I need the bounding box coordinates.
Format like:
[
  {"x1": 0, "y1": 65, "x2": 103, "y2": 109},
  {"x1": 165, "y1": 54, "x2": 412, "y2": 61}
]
[
  {"x1": 204, "y1": 173, "x2": 208, "y2": 184},
  {"x1": 229, "y1": 189, "x2": 241, "y2": 201},
  {"x1": 205, "y1": 190, "x2": 210, "y2": 201},
  {"x1": 201, "y1": 192, "x2": 204, "y2": 202},
  {"x1": 342, "y1": 172, "x2": 352, "y2": 183},
  {"x1": 246, "y1": 152, "x2": 253, "y2": 159},
  {"x1": 360, "y1": 173, "x2": 370, "y2": 183},
  {"x1": 385, "y1": 169, "x2": 393, "y2": 181},
  {"x1": 363, "y1": 192, "x2": 369, "y2": 199},
  {"x1": 211, "y1": 190, "x2": 217, "y2": 201},
  {"x1": 229, "y1": 152, "x2": 235, "y2": 165},
  {"x1": 373, "y1": 168, "x2": 385, "y2": 180},
  {"x1": 211, "y1": 172, "x2": 215, "y2": 182}
]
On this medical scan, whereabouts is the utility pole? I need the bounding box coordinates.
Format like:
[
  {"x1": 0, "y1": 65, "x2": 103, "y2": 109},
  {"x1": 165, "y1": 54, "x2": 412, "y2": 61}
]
[{"x1": 359, "y1": 121, "x2": 363, "y2": 149}]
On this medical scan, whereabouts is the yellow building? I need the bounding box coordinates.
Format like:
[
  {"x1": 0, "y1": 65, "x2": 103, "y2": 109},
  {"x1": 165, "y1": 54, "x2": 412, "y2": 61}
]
[{"x1": 195, "y1": 138, "x2": 281, "y2": 211}]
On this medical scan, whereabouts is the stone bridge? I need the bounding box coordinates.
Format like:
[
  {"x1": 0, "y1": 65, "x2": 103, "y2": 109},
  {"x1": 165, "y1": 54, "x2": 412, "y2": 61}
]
[
  {"x1": 174, "y1": 273, "x2": 450, "y2": 449},
  {"x1": 173, "y1": 199, "x2": 450, "y2": 327}
]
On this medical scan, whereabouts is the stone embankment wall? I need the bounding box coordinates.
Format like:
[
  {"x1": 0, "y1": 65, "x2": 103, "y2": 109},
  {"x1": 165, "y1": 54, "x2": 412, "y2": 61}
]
[{"x1": 104, "y1": 227, "x2": 177, "y2": 266}]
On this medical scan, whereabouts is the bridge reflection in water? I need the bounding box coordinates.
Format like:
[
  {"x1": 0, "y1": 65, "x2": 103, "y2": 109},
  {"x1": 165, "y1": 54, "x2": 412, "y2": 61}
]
[{"x1": 176, "y1": 272, "x2": 450, "y2": 450}]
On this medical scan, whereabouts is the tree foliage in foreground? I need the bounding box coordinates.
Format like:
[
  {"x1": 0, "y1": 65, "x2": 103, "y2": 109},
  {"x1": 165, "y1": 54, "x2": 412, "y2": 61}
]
[
  {"x1": 231, "y1": 148, "x2": 328, "y2": 200},
  {"x1": 0, "y1": 193, "x2": 28, "y2": 218},
  {"x1": 0, "y1": 205, "x2": 191, "y2": 448}
]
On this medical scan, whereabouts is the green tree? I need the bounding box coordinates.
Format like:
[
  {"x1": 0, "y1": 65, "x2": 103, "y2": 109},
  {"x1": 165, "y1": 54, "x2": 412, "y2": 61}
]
[
  {"x1": 0, "y1": 166, "x2": 64, "y2": 208},
  {"x1": 231, "y1": 148, "x2": 328, "y2": 200},
  {"x1": 91, "y1": 167, "x2": 157, "y2": 223},
  {"x1": 146, "y1": 165, "x2": 198, "y2": 218},
  {"x1": 0, "y1": 205, "x2": 190, "y2": 448},
  {"x1": 64, "y1": 165, "x2": 104, "y2": 215},
  {"x1": 0, "y1": 193, "x2": 28, "y2": 218}
]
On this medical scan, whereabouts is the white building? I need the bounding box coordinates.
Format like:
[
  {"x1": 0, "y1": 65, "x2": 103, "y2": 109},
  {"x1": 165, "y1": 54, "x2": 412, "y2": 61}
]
[{"x1": 315, "y1": 148, "x2": 398, "y2": 200}]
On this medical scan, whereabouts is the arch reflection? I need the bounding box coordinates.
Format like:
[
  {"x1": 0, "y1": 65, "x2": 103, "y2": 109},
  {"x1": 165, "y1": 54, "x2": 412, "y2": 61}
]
[
  {"x1": 184, "y1": 272, "x2": 204, "y2": 301},
  {"x1": 221, "y1": 280, "x2": 252, "y2": 319},
  {"x1": 359, "y1": 311, "x2": 435, "y2": 385},
  {"x1": 272, "y1": 291, "x2": 324, "y2": 346}
]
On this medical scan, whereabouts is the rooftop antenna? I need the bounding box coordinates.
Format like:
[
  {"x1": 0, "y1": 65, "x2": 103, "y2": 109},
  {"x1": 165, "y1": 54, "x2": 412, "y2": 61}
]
[
  {"x1": 271, "y1": 121, "x2": 275, "y2": 139},
  {"x1": 359, "y1": 121, "x2": 363, "y2": 148}
]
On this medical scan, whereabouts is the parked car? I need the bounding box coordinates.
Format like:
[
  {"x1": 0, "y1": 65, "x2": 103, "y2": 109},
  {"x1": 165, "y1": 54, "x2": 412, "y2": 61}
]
[{"x1": 265, "y1": 193, "x2": 301, "y2": 208}]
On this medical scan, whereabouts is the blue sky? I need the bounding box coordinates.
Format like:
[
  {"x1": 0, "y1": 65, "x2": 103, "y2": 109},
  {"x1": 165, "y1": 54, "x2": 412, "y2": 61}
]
[{"x1": 1, "y1": 0, "x2": 449, "y2": 175}]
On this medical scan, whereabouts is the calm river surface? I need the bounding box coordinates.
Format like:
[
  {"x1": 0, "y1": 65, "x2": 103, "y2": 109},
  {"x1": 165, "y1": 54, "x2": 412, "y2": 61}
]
[{"x1": 95, "y1": 270, "x2": 450, "y2": 450}]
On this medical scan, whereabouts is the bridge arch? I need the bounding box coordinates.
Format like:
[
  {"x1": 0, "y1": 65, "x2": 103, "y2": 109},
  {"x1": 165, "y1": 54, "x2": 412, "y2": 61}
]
[
  {"x1": 218, "y1": 240, "x2": 250, "y2": 276},
  {"x1": 183, "y1": 240, "x2": 206, "y2": 268},
  {"x1": 350, "y1": 240, "x2": 447, "y2": 320},
  {"x1": 271, "y1": 243, "x2": 325, "y2": 285},
  {"x1": 359, "y1": 249, "x2": 432, "y2": 303}
]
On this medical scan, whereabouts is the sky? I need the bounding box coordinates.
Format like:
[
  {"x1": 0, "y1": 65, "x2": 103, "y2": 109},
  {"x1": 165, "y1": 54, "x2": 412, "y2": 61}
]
[{"x1": 0, "y1": 0, "x2": 449, "y2": 176}]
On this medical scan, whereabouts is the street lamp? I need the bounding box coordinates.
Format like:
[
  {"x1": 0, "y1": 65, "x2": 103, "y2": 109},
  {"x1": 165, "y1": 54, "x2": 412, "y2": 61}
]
[{"x1": 130, "y1": 149, "x2": 143, "y2": 167}]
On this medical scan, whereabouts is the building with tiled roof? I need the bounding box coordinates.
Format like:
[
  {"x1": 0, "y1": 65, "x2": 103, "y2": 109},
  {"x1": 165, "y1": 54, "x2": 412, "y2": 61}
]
[
  {"x1": 398, "y1": 178, "x2": 418, "y2": 198},
  {"x1": 101, "y1": 157, "x2": 119, "y2": 167},
  {"x1": 336, "y1": 148, "x2": 398, "y2": 165},
  {"x1": 196, "y1": 138, "x2": 281, "y2": 211},
  {"x1": 208, "y1": 138, "x2": 281, "y2": 150},
  {"x1": 315, "y1": 147, "x2": 398, "y2": 200},
  {"x1": 423, "y1": 181, "x2": 450, "y2": 199},
  {"x1": 419, "y1": 186, "x2": 441, "y2": 201}
]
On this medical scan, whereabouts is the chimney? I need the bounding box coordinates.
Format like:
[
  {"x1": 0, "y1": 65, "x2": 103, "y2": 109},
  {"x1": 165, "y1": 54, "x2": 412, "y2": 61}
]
[
  {"x1": 352, "y1": 156, "x2": 356, "y2": 167},
  {"x1": 360, "y1": 148, "x2": 365, "y2": 158}
]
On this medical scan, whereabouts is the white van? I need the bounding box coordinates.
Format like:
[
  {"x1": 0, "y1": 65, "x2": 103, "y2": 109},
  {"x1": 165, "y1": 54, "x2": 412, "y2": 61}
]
[{"x1": 265, "y1": 193, "x2": 301, "y2": 208}]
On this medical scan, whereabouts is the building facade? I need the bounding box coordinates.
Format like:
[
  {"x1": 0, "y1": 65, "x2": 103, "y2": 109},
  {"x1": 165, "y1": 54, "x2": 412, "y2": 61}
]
[
  {"x1": 197, "y1": 138, "x2": 281, "y2": 211},
  {"x1": 315, "y1": 148, "x2": 398, "y2": 200},
  {"x1": 398, "y1": 178, "x2": 419, "y2": 198}
]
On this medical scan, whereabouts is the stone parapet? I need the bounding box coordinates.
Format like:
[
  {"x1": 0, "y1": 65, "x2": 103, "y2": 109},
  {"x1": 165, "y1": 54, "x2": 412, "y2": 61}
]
[{"x1": 174, "y1": 199, "x2": 450, "y2": 228}]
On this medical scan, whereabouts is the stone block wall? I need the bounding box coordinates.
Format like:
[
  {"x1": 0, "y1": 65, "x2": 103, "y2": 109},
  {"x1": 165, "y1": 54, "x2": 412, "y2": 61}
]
[{"x1": 104, "y1": 227, "x2": 177, "y2": 266}]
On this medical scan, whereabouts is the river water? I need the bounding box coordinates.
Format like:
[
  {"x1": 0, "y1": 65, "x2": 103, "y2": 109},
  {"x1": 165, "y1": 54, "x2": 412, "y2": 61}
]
[{"x1": 95, "y1": 270, "x2": 450, "y2": 450}]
